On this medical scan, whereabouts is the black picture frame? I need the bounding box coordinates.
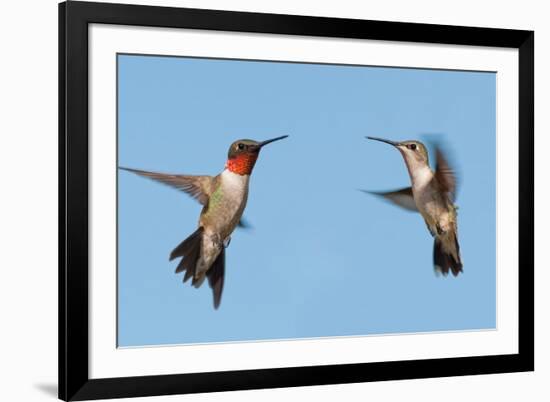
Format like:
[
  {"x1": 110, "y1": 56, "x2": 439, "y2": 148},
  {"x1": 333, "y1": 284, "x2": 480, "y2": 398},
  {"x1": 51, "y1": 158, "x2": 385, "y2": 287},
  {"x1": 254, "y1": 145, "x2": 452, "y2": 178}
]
[{"x1": 59, "y1": 1, "x2": 534, "y2": 400}]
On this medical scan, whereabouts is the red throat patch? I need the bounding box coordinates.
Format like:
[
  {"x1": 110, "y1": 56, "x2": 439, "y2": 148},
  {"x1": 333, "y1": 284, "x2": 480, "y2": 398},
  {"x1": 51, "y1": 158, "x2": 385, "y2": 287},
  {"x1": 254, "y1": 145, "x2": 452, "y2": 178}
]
[{"x1": 225, "y1": 152, "x2": 259, "y2": 175}]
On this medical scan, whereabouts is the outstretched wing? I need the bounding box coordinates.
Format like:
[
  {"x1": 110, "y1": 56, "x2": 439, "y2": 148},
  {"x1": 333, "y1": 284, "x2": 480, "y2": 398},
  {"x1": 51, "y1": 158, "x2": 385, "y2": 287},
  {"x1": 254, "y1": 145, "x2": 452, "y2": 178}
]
[
  {"x1": 119, "y1": 167, "x2": 214, "y2": 205},
  {"x1": 361, "y1": 187, "x2": 418, "y2": 212},
  {"x1": 434, "y1": 146, "x2": 458, "y2": 201}
]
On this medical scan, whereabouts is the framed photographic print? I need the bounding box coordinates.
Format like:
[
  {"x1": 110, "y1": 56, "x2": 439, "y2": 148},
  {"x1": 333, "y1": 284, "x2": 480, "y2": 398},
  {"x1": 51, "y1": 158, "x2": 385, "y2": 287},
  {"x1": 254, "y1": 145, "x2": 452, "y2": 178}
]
[{"x1": 59, "y1": 1, "x2": 534, "y2": 400}]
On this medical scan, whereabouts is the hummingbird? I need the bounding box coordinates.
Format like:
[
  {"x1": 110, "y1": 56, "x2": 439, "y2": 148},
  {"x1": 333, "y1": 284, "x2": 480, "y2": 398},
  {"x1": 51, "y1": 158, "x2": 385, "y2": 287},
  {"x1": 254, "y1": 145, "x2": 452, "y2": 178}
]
[
  {"x1": 120, "y1": 135, "x2": 288, "y2": 308},
  {"x1": 364, "y1": 136, "x2": 463, "y2": 276}
]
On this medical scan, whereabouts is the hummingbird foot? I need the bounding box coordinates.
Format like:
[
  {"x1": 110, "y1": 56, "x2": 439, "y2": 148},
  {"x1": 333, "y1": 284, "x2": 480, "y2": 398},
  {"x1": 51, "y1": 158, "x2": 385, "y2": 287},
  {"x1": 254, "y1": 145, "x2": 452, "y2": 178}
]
[
  {"x1": 436, "y1": 223, "x2": 446, "y2": 236},
  {"x1": 210, "y1": 233, "x2": 229, "y2": 250}
]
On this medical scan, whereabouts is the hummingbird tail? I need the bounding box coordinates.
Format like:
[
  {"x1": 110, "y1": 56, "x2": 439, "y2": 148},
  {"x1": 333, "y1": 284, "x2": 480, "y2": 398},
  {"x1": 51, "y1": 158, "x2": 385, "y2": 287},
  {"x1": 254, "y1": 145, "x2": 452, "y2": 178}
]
[
  {"x1": 433, "y1": 234, "x2": 463, "y2": 277},
  {"x1": 171, "y1": 227, "x2": 204, "y2": 282},
  {"x1": 170, "y1": 226, "x2": 225, "y2": 309},
  {"x1": 206, "y1": 248, "x2": 225, "y2": 309}
]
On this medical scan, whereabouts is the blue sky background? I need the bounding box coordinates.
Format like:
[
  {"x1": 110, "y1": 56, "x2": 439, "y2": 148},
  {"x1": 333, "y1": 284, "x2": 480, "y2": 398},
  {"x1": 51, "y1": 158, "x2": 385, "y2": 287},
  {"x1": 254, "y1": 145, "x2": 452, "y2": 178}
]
[{"x1": 117, "y1": 54, "x2": 496, "y2": 347}]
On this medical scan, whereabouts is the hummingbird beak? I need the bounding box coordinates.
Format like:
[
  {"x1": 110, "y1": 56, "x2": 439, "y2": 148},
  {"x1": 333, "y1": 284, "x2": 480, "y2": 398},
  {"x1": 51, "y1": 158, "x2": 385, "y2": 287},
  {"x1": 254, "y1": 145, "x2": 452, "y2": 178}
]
[
  {"x1": 366, "y1": 136, "x2": 399, "y2": 147},
  {"x1": 255, "y1": 135, "x2": 289, "y2": 150}
]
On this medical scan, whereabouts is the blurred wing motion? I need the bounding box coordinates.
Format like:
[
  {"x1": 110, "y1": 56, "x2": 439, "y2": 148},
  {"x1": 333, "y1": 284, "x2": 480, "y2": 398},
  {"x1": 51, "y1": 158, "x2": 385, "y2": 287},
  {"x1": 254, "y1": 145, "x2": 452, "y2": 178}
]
[
  {"x1": 360, "y1": 187, "x2": 418, "y2": 212},
  {"x1": 237, "y1": 217, "x2": 253, "y2": 229},
  {"x1": 421, "y1": 136, "x2": 459, "y2": 201},
  {"x1": 434, "y1": 146, "x2": 458, "y2": 201},
  {"x1": 119, "y1": 167, "x2": 214, "y2": 205}
]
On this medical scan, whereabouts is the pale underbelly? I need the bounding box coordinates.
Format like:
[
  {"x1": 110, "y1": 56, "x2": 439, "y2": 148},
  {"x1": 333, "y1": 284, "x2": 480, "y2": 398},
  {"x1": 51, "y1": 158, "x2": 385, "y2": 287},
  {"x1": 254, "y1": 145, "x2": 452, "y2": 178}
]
[
  {"x1": 197, "y1": 179, "x2": 248, "y2": 275},
  {"x1": 414, "y1": 190, "x2": 450, "y2": 233}
]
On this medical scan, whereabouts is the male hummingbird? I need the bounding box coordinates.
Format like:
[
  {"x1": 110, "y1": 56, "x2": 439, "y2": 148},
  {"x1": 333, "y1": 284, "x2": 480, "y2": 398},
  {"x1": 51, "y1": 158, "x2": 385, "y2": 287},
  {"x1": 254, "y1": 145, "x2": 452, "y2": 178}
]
[
  {"x1": 365, "y1": 136, "x2": 463, "y2": 276},
  {"x1": 120, "y1": 135, "x2": 288, "y2": 308}
]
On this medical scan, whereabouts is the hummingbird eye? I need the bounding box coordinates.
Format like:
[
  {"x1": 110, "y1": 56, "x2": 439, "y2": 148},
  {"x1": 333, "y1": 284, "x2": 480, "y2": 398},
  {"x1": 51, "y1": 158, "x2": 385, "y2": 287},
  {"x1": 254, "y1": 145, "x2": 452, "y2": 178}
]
[
  {"x1": 408, "y1": 144, "x2": 417, "y2": 151},
  {"x1": 237, "y1": 143, "x2": 244, "y2": 150}
]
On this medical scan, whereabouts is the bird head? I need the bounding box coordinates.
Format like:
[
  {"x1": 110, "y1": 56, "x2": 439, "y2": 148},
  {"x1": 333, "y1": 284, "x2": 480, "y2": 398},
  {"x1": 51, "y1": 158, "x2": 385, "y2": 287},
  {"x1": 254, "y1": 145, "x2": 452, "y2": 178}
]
[
  {"x1": 225, "y1": 135, "x2": 288, "y2": 175},
  {"x1": 367, "y1": 137, "x2": 430, "y2": 169}
]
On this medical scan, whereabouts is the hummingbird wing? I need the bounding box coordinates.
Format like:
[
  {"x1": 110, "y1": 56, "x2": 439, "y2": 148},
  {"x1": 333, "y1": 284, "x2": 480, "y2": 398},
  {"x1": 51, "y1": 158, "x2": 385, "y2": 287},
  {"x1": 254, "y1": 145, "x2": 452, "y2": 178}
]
[
  {"x1": 237, "y1": 217, "x2": 253, "y2": 229},
  {"x1": 434, "y1": 145, "x2": 458, "y2": 202},
  {"x1": 361, "y1": 187, "x2": 418, "y2": 212},
  {"x1": 119, "y1": 167, "x2": 214, "y2": 205}
]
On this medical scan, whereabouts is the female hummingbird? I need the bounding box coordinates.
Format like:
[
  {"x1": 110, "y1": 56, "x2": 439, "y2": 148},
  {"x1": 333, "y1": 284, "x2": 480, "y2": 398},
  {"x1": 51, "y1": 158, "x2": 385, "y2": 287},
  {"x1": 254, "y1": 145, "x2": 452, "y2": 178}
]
[
  {"x1": 120, "y1": 135, "x2": 288, "y2": 308},
  {"x1": 365, "y1": 136, "x2": 463, "y2": 276}
]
